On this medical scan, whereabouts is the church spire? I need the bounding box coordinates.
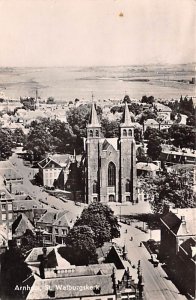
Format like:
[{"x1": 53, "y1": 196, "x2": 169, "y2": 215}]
[
  {"x1": 88, "y1": 102, "x2": 101, "y2": 127},
  {"x1": 121, "y1": 102, "x2": 132, "y2": 126}
]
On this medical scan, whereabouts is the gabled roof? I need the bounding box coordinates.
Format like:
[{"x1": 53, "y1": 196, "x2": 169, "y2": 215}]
[
  {"x1": 37, "y1": 210, "x2": 75, "y2": 227},
  {"x1": 38, "y1": 154, "x2": 70, "y2": 169},
  {"x1": 12, "y1": 213, "x2": 34, "y2": 237},
  {"x1": 101, "y1": 138, "x2": 118, "y2": 152}
]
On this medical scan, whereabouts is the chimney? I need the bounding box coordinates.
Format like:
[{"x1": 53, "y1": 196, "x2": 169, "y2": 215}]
[
  {"x1": 181, "y1": 216, "x2": 186, "y2": 224},
  {"x1": 39, "y1": 247, "x2": 48, "y2": 279}
]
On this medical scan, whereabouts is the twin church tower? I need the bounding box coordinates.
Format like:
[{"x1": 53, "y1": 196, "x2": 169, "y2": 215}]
[{"x1": 84, "y1": 102, "x2": 137, "y2": 204}]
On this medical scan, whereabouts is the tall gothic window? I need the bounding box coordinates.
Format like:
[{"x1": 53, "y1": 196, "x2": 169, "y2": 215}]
[
  {"x1": 93, "y1": 181, "x2": 98, "y2": 193},
  {"x1": 126, "y1": 179, "x2": 130, "y2": 192},
  {"x1": 108, "y1": 162, "x2": 116, "y2": 186}
]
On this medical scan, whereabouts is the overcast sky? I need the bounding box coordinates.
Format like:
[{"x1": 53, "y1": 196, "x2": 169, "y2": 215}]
[{"x1": 0, "y1": 0, "x2": 195, "y2": 67}]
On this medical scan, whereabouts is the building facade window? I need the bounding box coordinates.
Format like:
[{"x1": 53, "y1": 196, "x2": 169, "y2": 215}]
[
  {"x1": 126, "y1": 179, "x2": 130, "y2": 192},
  {"x1": 1, "y1": 204, "x2": 6, "y2": 211},
  {"x1": 89, "y1": 130, "x2": 93, "y2": 137},
  {"x1": 128, "y1": 129, "x2": 132, "y2": 136},
  {"x1": 123, "y1": 129, "x2": 127, "y2": 136},
  {"x1": 108, "y1": 162, "x2": 116, "y2": 186},
  {"x1": 95, "y1": 130, "x2": 99, "y2": 137},
  {"x1": 93, "y1": 181, "x2": 98, "y2": 193},
  {"x1": 109, "y1": 195, "x2": 115, "y2": 202}
]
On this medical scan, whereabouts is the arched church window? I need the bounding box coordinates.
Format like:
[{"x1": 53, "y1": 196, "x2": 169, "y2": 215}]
[
  {"x1": 95, "y1": 130, "x2": 99, "y2": 137},
  {"x1": 89, "y1": 130, "x2": 93, "y2": 137},
  {"x1": 123, "y1": 129, "x2": 127, "y2": 136},
  {"x1": 93, "y1": 181, "x2": 98, "y2": 193},
  {"x1": 108, "y1": 162, "x2": 116, "y2": 186},
  {"x1": 128, "y1": 129, "x2": 132, "y2": 137},
  {"x1": 126, "y1": 179, "x2": 130, "y2": 192}
]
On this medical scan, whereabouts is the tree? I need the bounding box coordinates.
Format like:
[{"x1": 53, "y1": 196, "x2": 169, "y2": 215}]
[
  {"x1": 138, "y1": 109, "x2": 157, "y2": 124},
  {"x1": 168, "y1": 124, "x2": 195, "y2": 149},
  {"x1": 101, "y1": 118, "x2": 120, "y2": 138},
  {"x1": 12, "y1": 128, "x2": 26, "y2": 145},
  {"x1": 75, "y1": 202, "x2": 120, "y2": 247},
  {"x1": 63, "y1": 225, "x2": 98, "y2": 265},
  {"x1": 147, "y1": 137, "x2": 162, "y2": 161},
  {"x1": 0, "y1": 128, "x2": 14, "y2": 159},
  {"x1": 19, "y1": 229, "x2": 43, "y2": 254},
  {"x1": 1, "y1": 242, "x2": 31, "y2": 299},
  {"x1": 141, "y1": 95, "x2": 155, "y2": 104},
  {"x1": 140, "y1": 167, "x2": 195, "y2": 214},
  {"x1": 23, "y1": 118, "x2": 76, "y2": 160},
  {"x1": 123, "y1": 95, "x2": 131, "y2": 103},
  {"x1": 136, "y1": 147, "x2": 146, "y2": 162},
  {"x1": 46, "y1": 97, "x2": 55, "y2": 104}
]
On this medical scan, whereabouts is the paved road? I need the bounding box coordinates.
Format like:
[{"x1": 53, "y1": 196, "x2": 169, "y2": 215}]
[
  {"x1": 114, "y1": 223, "x2": 187, "y2": 300},
  {"x1": 9, "y1": 153, "x2": 84, "y2": 218}
]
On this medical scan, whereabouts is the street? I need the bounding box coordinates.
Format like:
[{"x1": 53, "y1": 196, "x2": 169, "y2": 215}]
[{"x1": 114, "y1": 223, "x2": 187, "y2": 300}]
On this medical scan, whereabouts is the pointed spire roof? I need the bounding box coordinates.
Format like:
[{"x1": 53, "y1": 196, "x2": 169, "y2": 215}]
[
  {"x1": 121, "y1": 102, "x2": 133, "y2": 127},
  {"x1": 88, "y1": 102, "x2": 101, "y2": 127}
]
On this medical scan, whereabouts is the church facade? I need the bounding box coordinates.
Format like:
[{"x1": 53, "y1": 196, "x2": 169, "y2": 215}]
[{"x1": 84, "y1": 102, "x2": 137, "y2": 204}]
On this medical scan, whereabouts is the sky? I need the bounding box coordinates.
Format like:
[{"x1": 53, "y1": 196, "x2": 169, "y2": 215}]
[{"x1": 0, "y1": 0, "x2": 195, "y2": 67}]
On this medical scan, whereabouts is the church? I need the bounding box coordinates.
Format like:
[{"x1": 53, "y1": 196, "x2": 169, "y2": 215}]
[{"x1": 84, "y1": 102, "x2": 137, "y2": 204}]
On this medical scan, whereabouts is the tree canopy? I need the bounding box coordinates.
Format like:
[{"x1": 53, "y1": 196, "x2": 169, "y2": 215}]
[
  {"x1": 1, "y1": 242, "x2": 31, "y2": 299},
  {"x1": 63, "y1": 225, "x2": 98, "y2": 265},
  {"x1": 168, "y1": 124, "x2": 195, "y2": 149},
  {"x1": 75, "y1": 202, "x2": 120, "y2": 247},
  {"x1": 23, "y1": 118, "x2": 76, "y2": 160},
  {"x1": 140, "y1": 167, "x2": 195, "y2": 214}
]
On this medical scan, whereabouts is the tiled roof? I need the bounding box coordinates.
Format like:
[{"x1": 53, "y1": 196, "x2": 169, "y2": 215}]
[
  {"x1": 26, "y1": 274, "x2": 115, "y2": 299},
  {"x1": 144, "y1": 118, "x2": 159, "y2": 125},
  {"x1": 136, "y1": 162, "x2": 159, "y2": 172},
  {"x1": 12, "y1": 213, "x2": 34, "y2": 237},
  {"x1": 38, "y1": 210, "x2": 75, "y2": 227},
  {"x1": 13, "y1": 199, "x2": 42, "y2": 211},
  {"x1": 25, "y1": 246, "x2": 55, "y2": 263},
  {"x1": 38, "y1": 154, "x2": 70, "y2": 169}
]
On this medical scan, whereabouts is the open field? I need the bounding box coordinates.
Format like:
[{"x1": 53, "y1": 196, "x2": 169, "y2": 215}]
[{"x1": 0, "y1": 64, "x2": 195, "y2": 102}]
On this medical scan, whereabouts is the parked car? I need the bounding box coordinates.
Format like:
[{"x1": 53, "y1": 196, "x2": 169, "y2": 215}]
[{"x1": 151, "y1": 254, "x2": 159, "y2": 267}]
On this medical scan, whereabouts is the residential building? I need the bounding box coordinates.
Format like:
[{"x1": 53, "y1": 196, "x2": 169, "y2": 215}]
[
  {"x1": 38, "y1": 154, "x2": 71, "y2": 188},
  {"x1": 154, "y1": 103, "x2": 172, "y2": 121},
  {"x1": 136, "y1": 162, "x2": 160, "y2": 178},
  {"x1": 0, "y1": 186, "x2": 14, "y2": 243},
  {"x1": 36, "y1": 210, "x2": 76, "y2": 245},
  {"x1": 160, "y1": 208, "x2": 196, "y2": 259},
  {"x1": 143, "y1": 119, "x2": 159, "y2": 132},
  {"x1": 0, "y1": 160, "x2": 23, "y2": 193},
  {"x1": 83, "y1": 102, "x2": 137, "y2": 204}
]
